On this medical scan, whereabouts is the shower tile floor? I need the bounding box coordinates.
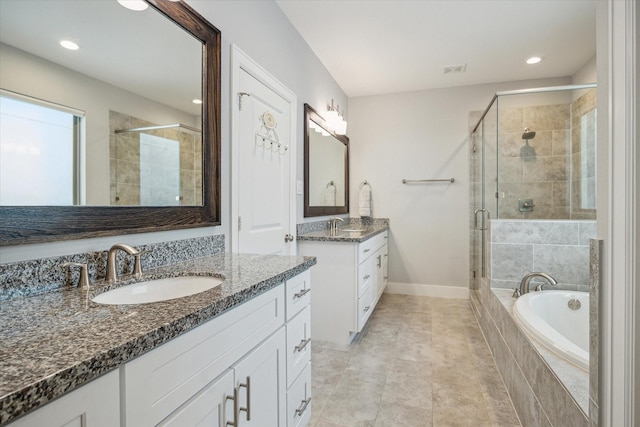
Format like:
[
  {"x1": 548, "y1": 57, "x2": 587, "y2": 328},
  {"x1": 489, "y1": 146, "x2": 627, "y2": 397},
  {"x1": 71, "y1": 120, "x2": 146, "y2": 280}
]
[{"x1": 308, "y1": 293, "x2": 521, "y2": 427}]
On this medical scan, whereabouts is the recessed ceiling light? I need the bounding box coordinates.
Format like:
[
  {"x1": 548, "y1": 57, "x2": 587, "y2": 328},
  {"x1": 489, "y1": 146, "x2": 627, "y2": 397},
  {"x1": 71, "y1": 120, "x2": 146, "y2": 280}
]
[
  {"x1": 192, "y1": 99, "x2": 203, "y2": 105},
  {"x1": 117, "y1": 0, "x2": 149, "y2": 11},
  {"x1": 60, "y1": 40, "x2": 79, "y2": 50},
  {"x1": 526, "y1": 56, "x2": 542, "y2": 65}
]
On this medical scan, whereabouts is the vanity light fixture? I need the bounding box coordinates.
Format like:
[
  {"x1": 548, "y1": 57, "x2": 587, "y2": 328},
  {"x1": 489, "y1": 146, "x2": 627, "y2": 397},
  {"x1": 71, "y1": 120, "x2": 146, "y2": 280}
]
[
  {"x1": 326, "y1": 99, "x2": 347, "y2": 135},
  {"x1": 117, "y1": 0, "x2": 149, "y2": 11},
  {"x1": 192, "y1": 98, "x2": 203, "y2": 104},
  {"x1": 526, "y1": 56, "x2": 542, "y2": 64},
  {"x1": 59, "y1": 40, "x2": 79, "y2": 50}
]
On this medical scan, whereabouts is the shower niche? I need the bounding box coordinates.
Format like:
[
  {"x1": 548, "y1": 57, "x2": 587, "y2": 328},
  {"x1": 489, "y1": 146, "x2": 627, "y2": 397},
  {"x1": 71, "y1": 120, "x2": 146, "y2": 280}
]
[{"x1": 109, "y1": 111, "x2": 202, "y2": 206}]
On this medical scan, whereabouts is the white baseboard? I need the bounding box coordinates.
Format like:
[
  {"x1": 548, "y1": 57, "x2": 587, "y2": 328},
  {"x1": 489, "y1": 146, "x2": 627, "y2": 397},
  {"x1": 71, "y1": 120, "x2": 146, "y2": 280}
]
[{"x1": 385, "y1": 282, "x2": 469, "y2": 299}]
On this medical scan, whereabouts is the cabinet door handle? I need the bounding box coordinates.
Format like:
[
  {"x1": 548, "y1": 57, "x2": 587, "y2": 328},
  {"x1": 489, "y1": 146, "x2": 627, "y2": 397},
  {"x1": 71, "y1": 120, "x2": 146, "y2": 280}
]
[
  {"x1": 364, "y1": 305, "x2": 371, "y2": 313},
  {"x1": 226, "y1": 387, "x2": 239, "y2": 426},
  {"x1": 363, "y1": 248, "x2": 371, "y2": 253},
  {"x1": 377, "y1": 255, "x2": 381, "y2": 267},
  {"x1": 240, "y1": 376, "x2": 251, "y2": 421},
  {"x1": 363, "y1": 274, "x2": 370, "y2": 280},
  {"x1": 293, "y1": 288, "x2": 311, "y2": 299},
  {"x1": 295, "y1": 397, "x2": 312, "y2": 416},
  {"x1": 295, "y1": 337, "x2": 311, "y2": 352},
  {"x1": 236, "y1": 376, "x2": 251, "y2": 421}
]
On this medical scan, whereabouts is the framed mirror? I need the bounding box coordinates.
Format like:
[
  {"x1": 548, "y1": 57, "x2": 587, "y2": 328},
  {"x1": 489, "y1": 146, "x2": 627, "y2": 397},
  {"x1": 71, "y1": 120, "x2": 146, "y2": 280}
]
[
  {"x1": 0, "y1": 0, "x2": 221, "y2": 245},
  {"x1": 304, "y1": 104, "x2": 349, "y2": 217}
]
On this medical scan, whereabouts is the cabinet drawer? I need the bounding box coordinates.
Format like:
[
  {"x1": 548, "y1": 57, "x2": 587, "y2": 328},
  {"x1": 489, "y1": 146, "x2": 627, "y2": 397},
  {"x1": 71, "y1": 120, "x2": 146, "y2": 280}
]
[
  {"x1": 123, "y1": 286, "x2": 285, "y2": 426},
  {"x1": 357, "y1": 284, "x2": 374, "y2": 332},
  {"x1": 286, "y1": 363, "x2": 312, "y2": 427},
  {"x1": 358, "y1": 231, "x2": 388, "y2": 264},
  {"x1": 286, "y1": 305, "x2": 311, "y2": 388},
  {"x1": 285, "y1": 270, "x2": 311, "y2": 321},
  {"x1": 357, "y1": 256, "x2": 375, "y2": 298}
]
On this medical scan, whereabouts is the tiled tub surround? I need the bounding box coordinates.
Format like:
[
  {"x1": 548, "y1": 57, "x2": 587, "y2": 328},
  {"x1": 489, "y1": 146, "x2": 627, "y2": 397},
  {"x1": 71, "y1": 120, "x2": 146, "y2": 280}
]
[
  {"x1": 471, "y1": 281, "x2": 589, "y2": 426},
  {"x1": 297, "y1": 217, "x2": 389, "y2": 242},
  {"x1": 489, "y1": 219, "x2": 596, "y2": 291},
  {"x1": 0, "y1": 251, "x2": 316, "y2": 425},
  {"x1": 0, "y1": 234, "x2": 225, "y2": 300},
  {"x1": 588, "y1": 239, "x2": 602, "y2": 427}
]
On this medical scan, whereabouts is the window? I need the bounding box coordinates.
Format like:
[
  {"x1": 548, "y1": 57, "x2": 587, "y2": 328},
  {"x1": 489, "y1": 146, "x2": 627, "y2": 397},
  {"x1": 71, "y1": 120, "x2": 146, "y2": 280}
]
[{"x1": 0, "y1": 91, "x2": 83, "y2": 205}]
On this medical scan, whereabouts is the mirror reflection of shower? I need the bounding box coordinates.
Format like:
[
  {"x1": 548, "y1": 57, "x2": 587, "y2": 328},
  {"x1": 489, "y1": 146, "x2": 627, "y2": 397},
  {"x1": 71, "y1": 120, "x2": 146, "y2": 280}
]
[{"x1": 112, "y1": 121, "x2": 202, "y2": 206}]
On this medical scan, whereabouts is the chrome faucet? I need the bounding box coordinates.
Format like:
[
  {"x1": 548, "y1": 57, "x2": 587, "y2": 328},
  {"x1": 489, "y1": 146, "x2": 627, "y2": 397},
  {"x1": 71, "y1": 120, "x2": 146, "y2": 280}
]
[
  {"x1": 328, "y1": 217, "x2": 344, "y2": 235},
  {"x1": 106, "y1": 243, "x2": 143, "y2": 283},
  {"x1": 513, "y1": 272, "x2": 558, "y2": 298}
]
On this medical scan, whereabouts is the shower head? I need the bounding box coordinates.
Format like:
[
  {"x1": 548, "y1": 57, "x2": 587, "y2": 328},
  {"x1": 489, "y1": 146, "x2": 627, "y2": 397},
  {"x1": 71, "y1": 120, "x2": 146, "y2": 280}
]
[{"x1": 522, "y1": 128, "x2": 536, "y2": 140}]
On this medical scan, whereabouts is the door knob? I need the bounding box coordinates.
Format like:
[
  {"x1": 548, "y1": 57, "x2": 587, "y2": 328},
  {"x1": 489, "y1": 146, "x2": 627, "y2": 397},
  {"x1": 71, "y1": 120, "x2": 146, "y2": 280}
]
[{"x1": 284, "y1": 233, "x2": 295, "y2": 242}]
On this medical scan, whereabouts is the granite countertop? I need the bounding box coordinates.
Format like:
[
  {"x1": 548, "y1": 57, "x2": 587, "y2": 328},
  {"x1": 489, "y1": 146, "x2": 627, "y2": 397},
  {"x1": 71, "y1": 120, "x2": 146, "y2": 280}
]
[
  {"x1": 0, "y1": 252, "x2": 316, "y2": 425},
  {"x1": 296, "y1": 223, "x2": 388, "y2": 243}
]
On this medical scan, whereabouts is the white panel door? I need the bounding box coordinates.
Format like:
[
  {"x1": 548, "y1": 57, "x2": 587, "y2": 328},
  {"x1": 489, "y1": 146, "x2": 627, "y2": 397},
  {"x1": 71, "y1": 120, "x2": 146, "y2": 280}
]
[{"x1": 237, "y1": 68, "x2": 292, "y2": 255}]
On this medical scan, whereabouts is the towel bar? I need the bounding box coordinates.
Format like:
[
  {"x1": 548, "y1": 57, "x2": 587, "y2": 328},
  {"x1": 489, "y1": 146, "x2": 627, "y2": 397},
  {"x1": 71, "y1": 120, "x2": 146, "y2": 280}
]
[{"x1": 402, "y1": 178, "x2": 455, "y2": 184}]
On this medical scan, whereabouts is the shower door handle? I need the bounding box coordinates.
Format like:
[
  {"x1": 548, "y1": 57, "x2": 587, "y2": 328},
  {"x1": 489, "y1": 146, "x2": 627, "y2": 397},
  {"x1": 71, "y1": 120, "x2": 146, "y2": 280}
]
[{"x1": 474, "y1": 209, "x2": 490, "y2": 231}]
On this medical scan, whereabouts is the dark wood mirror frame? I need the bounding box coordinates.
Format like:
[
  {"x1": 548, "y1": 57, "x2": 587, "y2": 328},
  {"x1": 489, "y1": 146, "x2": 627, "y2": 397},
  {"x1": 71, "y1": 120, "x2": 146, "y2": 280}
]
[
  {"x1": 0, "y1": 0, "x2": 221, "y2": 246},
  {"x1": 304, "y1": 104, "x2": 349, "y2": 217}
]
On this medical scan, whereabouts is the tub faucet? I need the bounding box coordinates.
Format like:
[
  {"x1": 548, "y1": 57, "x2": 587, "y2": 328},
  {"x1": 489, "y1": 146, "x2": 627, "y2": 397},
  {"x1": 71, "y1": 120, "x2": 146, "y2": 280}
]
[
  {"x1": 513, "y1": 272, "x2": 558, "y2": 298},
  {"x1": 106, "y1": 243, "x2": 143, "y2": 283}
]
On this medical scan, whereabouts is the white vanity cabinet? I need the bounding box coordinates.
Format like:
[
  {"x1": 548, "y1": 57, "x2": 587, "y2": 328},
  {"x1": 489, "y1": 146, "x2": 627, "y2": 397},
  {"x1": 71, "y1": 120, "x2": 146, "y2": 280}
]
[
  {"x1": 298, "y1": 231, "x2": 388, "y2": 346},
  {"x1": 284, "y1": 270, "x2": 312, "y2": 427},
  {"x1": 123, "y1": 285, "x2": 287, "y2": 426},
  {"x1": 7, "y1": 370, "x2": 120, "y2": 427},
  {"x1": 9, "y1": 269, "x2": 313, "y2": 427}
]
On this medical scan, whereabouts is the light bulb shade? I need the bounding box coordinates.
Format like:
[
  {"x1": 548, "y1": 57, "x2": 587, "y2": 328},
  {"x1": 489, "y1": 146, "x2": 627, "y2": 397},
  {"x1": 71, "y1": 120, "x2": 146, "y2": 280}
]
[
  {"x1": 325, "y1": 109, "x2": 339, "y2": 128},
  {"x1": 334, "y1": 119, "x2": 347, "y2": 135}
]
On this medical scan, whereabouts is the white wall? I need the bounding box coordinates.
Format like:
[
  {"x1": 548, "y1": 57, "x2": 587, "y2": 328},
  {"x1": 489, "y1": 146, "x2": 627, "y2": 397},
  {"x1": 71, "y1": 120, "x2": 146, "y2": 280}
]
[
  {"x1": 348, "y1": 77, "x2": 569, "y2": 290},
  {"x1": 0, "y1": 0, "x2": 347, "y2": 263}
]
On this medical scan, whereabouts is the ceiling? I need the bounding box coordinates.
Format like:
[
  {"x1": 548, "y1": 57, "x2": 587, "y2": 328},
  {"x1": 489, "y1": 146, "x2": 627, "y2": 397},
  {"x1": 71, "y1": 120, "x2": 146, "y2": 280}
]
[
  {"x1": 276, "y1": 0, "x2": 597, "y2": 98},
  {"x1": 0, "y1": 0, "x2": 202, "y2": 116}
]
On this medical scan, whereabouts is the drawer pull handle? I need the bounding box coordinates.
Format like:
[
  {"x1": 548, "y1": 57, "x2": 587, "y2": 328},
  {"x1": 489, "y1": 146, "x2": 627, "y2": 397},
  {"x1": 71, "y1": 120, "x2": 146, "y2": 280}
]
[
  {"x1": 363, "y1": 274, "x2": 370, "y2": 280},
  {"x1": 363, "y1": 249, "x2": 371, "y2": 253},
  {"x1": 226, "y1": 387, "x2": 239, "y2": 426},
  {"x1": 295, "y1": 337, "x2": 311, "y2": 352},
  {"x1": 364, "y1": 305, "x2": 371, "y2": 313},
  {"x1": 293, "y1": 288, "x2": 311, "y2": 299},
  {"x1": 295, "y1": 397, "x2": 312, "y2": 416},
  {"x1": 238, "y1": 376, "x2": 251, "y2": 421}
]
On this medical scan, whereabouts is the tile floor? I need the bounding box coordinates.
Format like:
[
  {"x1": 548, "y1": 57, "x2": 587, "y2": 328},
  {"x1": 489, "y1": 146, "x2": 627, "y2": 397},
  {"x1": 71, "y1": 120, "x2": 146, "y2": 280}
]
[{"x1": 309, "y1": 293, "x2": 522, "y2": 427}]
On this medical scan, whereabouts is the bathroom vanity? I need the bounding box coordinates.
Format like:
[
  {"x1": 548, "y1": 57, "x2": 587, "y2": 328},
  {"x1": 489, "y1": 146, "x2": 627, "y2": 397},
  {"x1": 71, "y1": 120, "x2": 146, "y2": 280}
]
[
  {"x1": 0, "y1": 253, "x2": 315, "y2": 427},
  {"x1": 297, "y1": 221, "x2": 388, "y2": 346}
]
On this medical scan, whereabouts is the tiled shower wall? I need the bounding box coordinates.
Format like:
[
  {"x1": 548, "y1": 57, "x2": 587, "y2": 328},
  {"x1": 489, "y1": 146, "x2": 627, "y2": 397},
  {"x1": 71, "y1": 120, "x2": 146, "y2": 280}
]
[
  {"x1": 109, "y1": 111, "x2": 202, "y2": 206},
  {"x1": 478, "y1": 89, "x2": 597, "y2": 220},
  {"x1": 489, "y1": 219, "x2": 596, "y2": 291}
]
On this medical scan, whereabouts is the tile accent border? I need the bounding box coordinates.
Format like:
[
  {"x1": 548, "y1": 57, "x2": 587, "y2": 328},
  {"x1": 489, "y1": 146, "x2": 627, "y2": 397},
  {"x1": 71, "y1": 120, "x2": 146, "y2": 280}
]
[
  {"x1": 470, "y1": 279, "x2": 589, "y2": 427},
  {"x1": 0, "y1": 234, "x2": 225, "y2": 300}
]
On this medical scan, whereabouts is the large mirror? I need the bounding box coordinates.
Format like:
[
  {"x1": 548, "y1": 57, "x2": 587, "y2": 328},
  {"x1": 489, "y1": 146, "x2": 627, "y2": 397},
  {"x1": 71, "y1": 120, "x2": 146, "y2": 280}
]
[
  {"x1": 304, "y1": 104, "x2": 349, "y2": 217},
  {"x1": 0, "y1": 0, "x2": 221, "y2": 245}
]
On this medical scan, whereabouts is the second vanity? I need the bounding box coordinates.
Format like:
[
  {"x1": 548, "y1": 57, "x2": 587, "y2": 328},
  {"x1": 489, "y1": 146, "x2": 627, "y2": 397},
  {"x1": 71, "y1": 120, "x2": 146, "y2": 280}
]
[
  {"x1": 0, "y1": 253, "x2": 315, "y2": 427},
  {"x1": 297, "y1": 220, "x2": 389, "y2": 346}
]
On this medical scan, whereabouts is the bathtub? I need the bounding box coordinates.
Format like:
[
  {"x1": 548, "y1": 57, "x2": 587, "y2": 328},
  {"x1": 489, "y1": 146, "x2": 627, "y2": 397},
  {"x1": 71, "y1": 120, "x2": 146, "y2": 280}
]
[{"x1": 512, "y1": 290, "x2": 589, "y2": 370}]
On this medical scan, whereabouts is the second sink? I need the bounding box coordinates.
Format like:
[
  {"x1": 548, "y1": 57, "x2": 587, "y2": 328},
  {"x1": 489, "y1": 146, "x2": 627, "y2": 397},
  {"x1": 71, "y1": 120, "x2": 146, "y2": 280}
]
[{"x1": 92, "y1": 276, "x2": 223, "y2": 305}]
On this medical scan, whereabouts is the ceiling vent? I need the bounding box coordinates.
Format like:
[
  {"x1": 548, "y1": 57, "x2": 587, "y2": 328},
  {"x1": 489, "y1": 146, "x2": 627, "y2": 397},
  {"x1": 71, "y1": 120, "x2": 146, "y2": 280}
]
[{"x1": 443, "y1": 64, "x2": 467, "y2": 74}]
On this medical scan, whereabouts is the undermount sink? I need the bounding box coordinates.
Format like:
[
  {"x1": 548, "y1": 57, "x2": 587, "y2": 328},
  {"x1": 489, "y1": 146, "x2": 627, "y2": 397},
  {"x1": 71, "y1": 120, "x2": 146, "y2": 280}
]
[
  {"x1": 339, "y1": 228, "x2": 365, "y2": 233},
  {"x1": 92, "y1": 276, "x2": 223, "y2": 305}
]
